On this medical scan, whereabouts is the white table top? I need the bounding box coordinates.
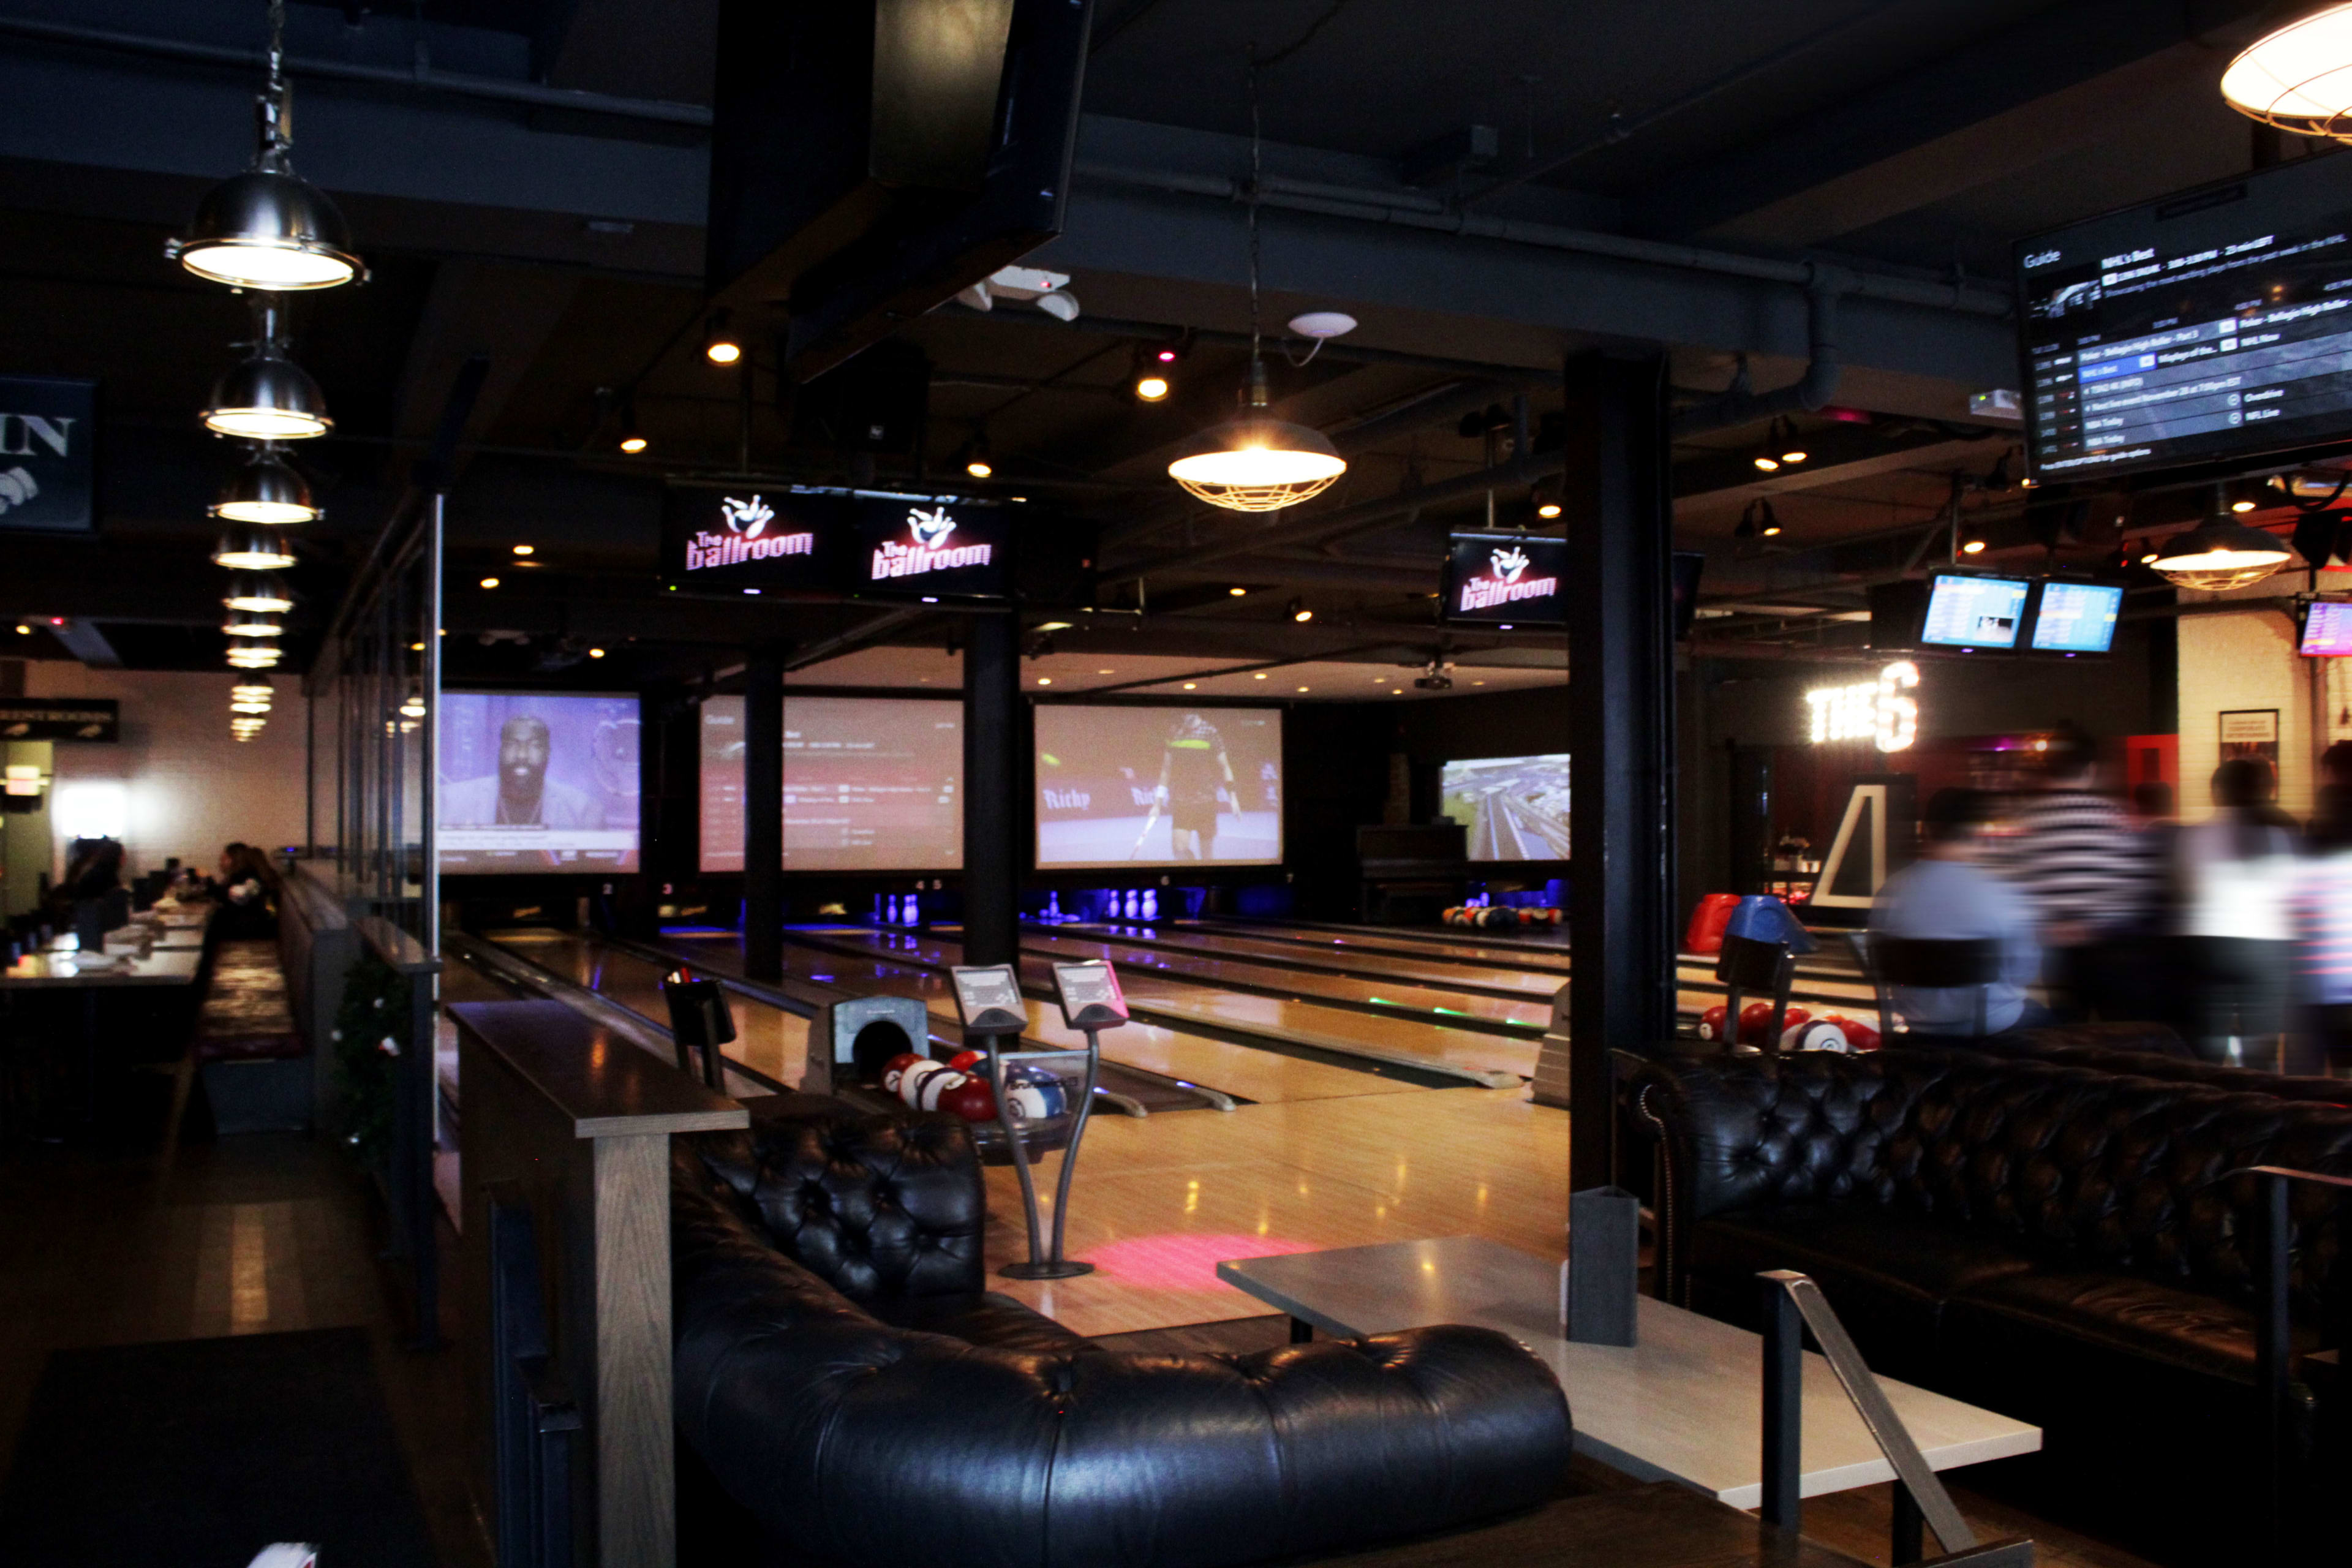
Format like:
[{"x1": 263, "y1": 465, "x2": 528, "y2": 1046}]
[
  {"x1": 1218, "y1": 1234, "x2": 2040, "y2": 1509},
  {"x1": 2, "y1": 947, "x2": 205, "y2": 988}
]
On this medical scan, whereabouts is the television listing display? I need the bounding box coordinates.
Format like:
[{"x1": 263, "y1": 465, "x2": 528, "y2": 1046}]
[
  {"x1": 1442, "y1": 532, "x2": 1567, "y2": 626},
  {"x1": 851, "y1": 492, "x2": 1009, "y2": 600},
  {"x1": 1920, "y1": 573, "x2": 2030, "y2": 650},
  {"x1": 660, "y1": 483, "x2": 843, "y2": 595},
  {"x1": 2027, "y1": 579, "x2": 2125, "y2": 655},
  {"x1": 437, "y1": 692, "x2": 640, "y2": 872},
  {"x1": 2303, "y1": 600, "x2": 2352, "y2": 656},
  {"x1": 698, "y1": 695, "x2": 963, "y2": 872}
]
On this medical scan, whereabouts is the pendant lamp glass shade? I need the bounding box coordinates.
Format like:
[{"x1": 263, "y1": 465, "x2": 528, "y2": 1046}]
[
  {"x1": 1168, "y1": 417, "x2": 1347, "y2": 511},
  {"x1": 213, "y1": 525, "x2": 297, "y2": 570},
  {"x1": 226, "y1": 648, "x2": 282, "y2": 669},
  {"x1": 224, "y1": 575, "x2": 295, "y2": 614},
  {"x1": 2147, "y1": 518, "x2": 2295, "y2": 590},
  {"x1": 231, "y1": 677, "x2": 274, "y2": 700},
  {"x1": 2222, "y1": 4, "x2": 2352, "y2": 140},
  {"x1": 230, "y1": 697, "x2": 273, "y2": 714},
  {"x1": 222, "y1": 611, "x2": 283, "y2": 638},
  {"x1": 169, "y1": 170, "x2": 364, "y2": 290},
  {"x1": 211, "y1": 447, "x2": 318, "y2": 523},
  {"x1": 204, "y1": 350, "x2": 331, "y2": 440}
]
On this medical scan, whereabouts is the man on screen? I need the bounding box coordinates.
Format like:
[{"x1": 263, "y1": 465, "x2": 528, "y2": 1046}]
[
  {"x1": 1137, "y1": 712, "x2": 1236, "y2": 861},
  {"x1": 443, "y1": 714, "x2": 605, "y2": 829}
]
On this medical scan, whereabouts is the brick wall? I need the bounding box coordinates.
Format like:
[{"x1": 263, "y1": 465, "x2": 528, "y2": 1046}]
[{"x1": 24, "y1": 665, "x2": 310, "y2": 880}]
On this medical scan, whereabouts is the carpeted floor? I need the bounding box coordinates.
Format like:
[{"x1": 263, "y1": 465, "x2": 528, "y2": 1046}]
[{"x1": 0, "y1": 1325, "x2": 437, "y2": 1568}]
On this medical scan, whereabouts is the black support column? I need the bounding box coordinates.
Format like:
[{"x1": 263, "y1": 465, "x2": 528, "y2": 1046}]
[
  {"x1": 962, "y1": 611, "x2": 1021, "y2": 967},
  {"x1": 743, "y1": 645, "x2": 784, "y2": 981},
  {"x1": 1561, "y1": 352, "x2": 1675, "y2": 1193}
]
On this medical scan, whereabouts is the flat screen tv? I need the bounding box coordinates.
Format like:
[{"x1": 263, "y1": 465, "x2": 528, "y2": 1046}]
[
  {"x1": 1440, "y1": 754, "x2": 1570, "y2": 862},
  {"x1": 2027, "y1": 579, "x2": 2126, "y2": 655},
  {"x1": 2304, "y1": 600, "x2": 2352, "y2": 655},
  {"x1": 2016, "y1": 154, "x2": 2352, "y2": 483},
  {"x1": 1920, "y1": 573, "x2": 2030, "y2": 650},
  {"x1": 1033, "y1": 706, "x2": 1283, "y2": 869},
  {"x1": 437, "y1": 692, "x2": 640, "y2": 873},
  {"x1": 699, "y1": 695, "x2": 963, "y2": 872}
]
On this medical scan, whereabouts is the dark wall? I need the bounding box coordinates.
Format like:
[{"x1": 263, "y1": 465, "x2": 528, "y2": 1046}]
[{"x1": 1285, "y1": 703, "x2": 1398, "y2": 918}]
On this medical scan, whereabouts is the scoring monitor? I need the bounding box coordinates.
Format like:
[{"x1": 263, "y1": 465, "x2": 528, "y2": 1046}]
[
  {"x1": 2029, "y1": 581, "x2": 2125, "y2": 655},
  {"x1": 1920, "y1": 574, "x2": 2030, "y2": 650}
]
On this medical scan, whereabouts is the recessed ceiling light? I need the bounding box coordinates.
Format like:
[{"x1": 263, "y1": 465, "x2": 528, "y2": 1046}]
[
  {"x1": 479, "y1": 576, "x2": 499, "y2": 589},
  {"x1": 1182, "y1": 682, "x2": 1197, "y2": 690},
  {"x1": 1036, "y1": 620, "x2": 1074, "y2": 631},
  {"x1": 1297, "y1": 685, "x2": 1310, "y2": 692},
  {"x1": 1228, "y1": 586, "x2": 1248, "y2": 597},
  {"x1": 1253, "y1": 672, "x2": 1267, "y2": 679},
  {"x1": 15, "y1": 624, "x2": 29, "y2": 635},
  {"x1": 1096, "y1": 668, "x2": 1114, "y2": 674},
  {"x1": 513, "y1": 544, "x2": 534, "y2": 556},
  {"x1": 1472, "y1": 680, "x2": 1485, "y2": 686},
  {"x1": 1037, "y1": 677, "x2": 1052, "y2": 685},
  {"x1": 588, "y1": 647, "x2": 605, "y2": 658}
]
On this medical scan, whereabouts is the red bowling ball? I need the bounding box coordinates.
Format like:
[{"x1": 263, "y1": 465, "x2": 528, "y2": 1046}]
[
  {"x1": 882, "y1": 1052, "x2": 925, "y2": 1094},
  {"x1": 939, "y1": 1076, "x2": 998, "y2": 1123},
  {"x1": 1698, "y1": 1004, "x2": 1730, "y2": 1041}
]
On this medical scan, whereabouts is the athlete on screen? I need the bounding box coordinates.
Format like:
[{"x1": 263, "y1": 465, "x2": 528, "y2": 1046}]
[
  {"x1": 443, "y1": 714, "x2": 606, "y2": 828},
  {"x1": 1128, "y1": 712, "x2": 1236, "y2": 861}
]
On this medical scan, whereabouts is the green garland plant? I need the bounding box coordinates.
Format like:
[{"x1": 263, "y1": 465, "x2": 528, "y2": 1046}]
[{"x1": 332, "y1": 953, "x2": 410, "y2": 1170}]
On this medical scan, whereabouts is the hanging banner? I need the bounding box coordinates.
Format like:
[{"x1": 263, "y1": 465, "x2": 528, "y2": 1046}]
[
  {"x1": 1441, "y1": 532, "x2": 1567, "y2": 626},
  {"x1": 0, "y1": 698, "x2": 118, "y2": 741},
  {"x1": 0, "y1": 375, "x2": 96, "y2": 533}
]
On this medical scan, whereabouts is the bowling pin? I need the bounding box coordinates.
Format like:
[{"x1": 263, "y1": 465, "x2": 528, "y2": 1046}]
[{"x1": 1142, "y1": 889, "x2": 1158, "y2": 921}]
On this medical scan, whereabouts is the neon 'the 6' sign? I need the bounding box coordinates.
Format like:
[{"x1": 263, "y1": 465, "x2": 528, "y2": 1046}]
[{"x1": 1805, "y1": 661, "x2": 1918, "y2": 753}]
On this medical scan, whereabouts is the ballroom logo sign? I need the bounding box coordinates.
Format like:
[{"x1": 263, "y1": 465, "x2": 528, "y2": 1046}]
[
  {"x1": 1441, "y1": 532, "x2": 1567, "y2": 626},
  {"x1": 0, "y1": 376, "x2": 96, "y2": 534},
  {"x1": 854, "y1": 496, "x2": 1008, "y2": 600}
]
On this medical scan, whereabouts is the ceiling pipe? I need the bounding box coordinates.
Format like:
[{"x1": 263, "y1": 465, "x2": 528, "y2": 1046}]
[
  {"x1": 1670, "y1": 269, "x2": 1844, "y2": 436},
  {"x1": 1074, "y1": 164, "x2": 2010, "y2": 317},
  {"x1": 0, "y1": 13, "x2": 714, "y2": 127}
]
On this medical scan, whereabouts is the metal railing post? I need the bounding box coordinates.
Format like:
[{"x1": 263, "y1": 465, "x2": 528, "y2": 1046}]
[{"x1": 1760, "y1": 1270, "x2": 1803, "y2": 1531}]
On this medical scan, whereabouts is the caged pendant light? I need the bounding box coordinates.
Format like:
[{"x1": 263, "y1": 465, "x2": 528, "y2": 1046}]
[
  {"x1": 2222, "y1": 4, "x2": 2352, "y2": 142},
  {"x1": 167, "y1": 0, "x2": 364, "y2": 290},
  {"x1": 1166, "y1": 52, "x2": 1346, "y2": 513}
]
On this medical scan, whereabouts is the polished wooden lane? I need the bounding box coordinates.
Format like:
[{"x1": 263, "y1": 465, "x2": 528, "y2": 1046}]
[
  {"x1": 804, "y1": 928, "x2": 1539, "y2": 1083},
  {"x1": 1020, "y1": 929, "x2": 1553, "y2": 1033},
  {"x1": 646, "y1": 930, "x2": 1426, "y2": 1106},
  {"x1": 1068, "y1": 922, "x2": 1567, "y2": 998}
]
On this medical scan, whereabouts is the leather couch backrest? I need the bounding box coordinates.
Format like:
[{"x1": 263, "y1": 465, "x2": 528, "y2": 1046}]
[
  {"x1": 689, "y1": 1101, "x2": 986, "y2": 1300},
  {"x1": 1645, "y1": 1051, "x2": 2352, "y2": 1302}
]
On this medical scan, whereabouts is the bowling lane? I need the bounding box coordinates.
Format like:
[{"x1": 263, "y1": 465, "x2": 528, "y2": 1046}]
[
  {"x1": 804, "y1": 928, "x2": 1536, "y2": 1084},
  {"x1": 1019, "y1": 929, "x2": 1550, "y2": 1035},
  {"x1": 1069, "y1": 922, "x2": 1562, "y2": 999},
  {"x1": 660, "y1": 931, "x2": 1422, "y2": 1105},
  {"x1": 487, "y1": 928, "x2": 814, "y2": 1085}
]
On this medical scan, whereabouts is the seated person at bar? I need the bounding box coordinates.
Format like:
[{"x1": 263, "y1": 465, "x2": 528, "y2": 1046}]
[
  {"x1": 211, "y1": 842, "x2": 279, "y2": 939},
  {"x1": 1869, "y1": 787, "x2": 2047, "y2": 1035},
  {"x1": 442, "y1": 713, "x2": 605, "y2": 829},
  {"x1": 58, "y1": 837, "x2": 131, "y2": 944}
]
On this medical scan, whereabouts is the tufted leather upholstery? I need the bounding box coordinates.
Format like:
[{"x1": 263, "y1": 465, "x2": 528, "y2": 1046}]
[
  {"x1": 1632, "y1": 1049, "x2": 2352, "y2": 1565},
  {"x1": 671, "y1": 1096, "x2": 1574, "y2": 1568}
]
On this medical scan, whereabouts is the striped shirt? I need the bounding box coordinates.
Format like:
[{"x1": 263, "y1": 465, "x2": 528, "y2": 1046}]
[{"x1": 1992, "y1": 789, "x2": 2152, "y2": 938}]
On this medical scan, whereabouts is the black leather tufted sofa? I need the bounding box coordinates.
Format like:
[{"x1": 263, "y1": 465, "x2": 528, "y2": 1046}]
[
  {"x1": 671, "y1": 1095, "x2": 1574, "y2": 1568},
  {"x1": 1629, "y1": 1048, "x2": 2352, "y2": 1562}
]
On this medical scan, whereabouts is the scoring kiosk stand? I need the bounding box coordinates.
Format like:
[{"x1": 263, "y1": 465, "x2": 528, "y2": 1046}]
[{"x1": 949, "y1": 960, "x2": 1122, "y2": 1280}]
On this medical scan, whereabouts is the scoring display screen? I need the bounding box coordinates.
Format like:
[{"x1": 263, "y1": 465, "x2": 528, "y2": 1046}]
[
  {"x1": 699, "y1": 695, "x2": 963, "y2": 872},
  {"x1": 1920, "y1": 575, "x2": 2029, "y2": 650},
  {"x1": 2029, "y1": 581, "x2": 2125, "y2": 654},
  {"x1": 2304, "y1": 600, "x2": 2352, "y2": 656},
  {"x1": 2018, "y1": 156, "x2": 2352, "y2": 481}
]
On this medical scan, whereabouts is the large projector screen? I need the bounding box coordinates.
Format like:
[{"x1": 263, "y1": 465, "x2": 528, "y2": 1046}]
[
  {"x1": 1035, "y1": 706, "x2": 1282, "y2": 868},
  {"x1": 1441, "y1": 753, "x2": 1570, "y2": 862},
  {"x1": 700, "y1": 695, "x2": 963, "y2": 872},
  {"x1": 438, "y1": 692, "x2": 640, "y2": 873}
]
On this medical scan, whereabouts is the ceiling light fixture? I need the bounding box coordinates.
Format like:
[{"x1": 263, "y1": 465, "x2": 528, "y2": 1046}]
[
  {"x1": 703, "y1": 308, "x2": 742, "y2": 365},
  {"x1": 1775, "y1": 418, "x2": 1808, "y2": 466},
  {"x1": 1757, "y1": 500, "x2": 1782, "y2": 538},
  {"x1": 480, "y1": 576, "x2": 500, "y2": 590},
  {"x1": 212, "y1": 526, "x2": 297, "y2": 570},
  {"x1": 2148, "y1": 503, "x2": 2295, "y2": 591},
  {"x1": 2222, "y1": 4, "x2": 2352, "y2": 141},
  {"x1": 512, "y1": 543, "x2": 534, "y2": 556},
  {"x1": 963, "y1": 431, "x2": 994, "y2": 480},
  {"x1": 1167, "y1": 62, "x2": 1346, "y2": 513},
  {"x1": 612, "y1": 391, "x2": 647, "y2": 454},
  {"x1": 1289, "y1": 597, "x2": 1313, "y2": 623},
  {"x1": 1227, "y1": 586, "x2": 1248, "y2": 597},
  {"x1": 1958, "y1": 516, "x2": 1988, "y2": 555},
  {"x1": 588, "y1": 647, "x2": 605, "y2": 658},
  {"x1": 1135, "y1": 371, "x2": 1171, "y2": 402},
  {"x1": 210, "y1": 443, "x2": 318, "y2": 523},
  {"x1": 203, "y1": 298, "x2": 331, "y2": 440},
  {"x1": 224, "y1": 575, "x2": 294, "y2": 614},
  {"x1": 165, "y1": 1, "x2": 364, "y2": 290},
  {"x1": 222, "y1": 611, "x2": 283, "y2": 637}
]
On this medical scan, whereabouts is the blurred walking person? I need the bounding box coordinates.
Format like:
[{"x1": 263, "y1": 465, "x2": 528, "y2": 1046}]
[
  {"x1": 1994, "y1": 726, "x2": 2154, "y2": 1019},
  {"x1": 2179, "y1": 758, "x2": 2299, "y2": 1066}
]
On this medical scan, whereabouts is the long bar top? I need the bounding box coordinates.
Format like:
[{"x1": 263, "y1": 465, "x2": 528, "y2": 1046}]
[{"x1": 448, "y1": 999, "x2": 747, "y2": 1139}]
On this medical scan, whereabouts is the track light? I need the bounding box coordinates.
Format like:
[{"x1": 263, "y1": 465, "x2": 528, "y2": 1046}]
[
  {"x1": 1758, "y1": 500, "x2": 1783, "y2": 538},
  {"x1": 1289, "y1": 597, "x2": 1313, "y2": 623},
  {"x1": 1228, "y1": 586, "x2": 1248, "y2": 597},
  {"x1": 224, "y1": 575, "x2": 294, "y2": 614},
  {"x1": 1958, "y1": 516, "x2": 1988, "y2": 555},
  {"x1": 1135, "y1": 370, "x2": 1171, "y2": 402},
  {"x1": 1534, "y1": 483, "x2": 1562, "y2": 521},
  {"x1": 703, "y1": 309, "x2": 742, "y2": 365},
  {"x1": 213, "y1": 526, "x2": 296, "y2": 570},
  {"x1": 963, "y1": 431, "x2": 994, "y2": 480},
  {"x1": 1772, "y1": 416, "x2": 1807, "y2": 466},
  {"x1": 211, "y1": 444, "x2": 318, "y2": 524},
  {"x1": 166, "y1": 4, "x2": 363, "y2": 291}
]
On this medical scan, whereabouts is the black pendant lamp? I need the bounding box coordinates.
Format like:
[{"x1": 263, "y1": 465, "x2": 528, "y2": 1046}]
[
  {"x1": 211, "y1": 443, "x2": 318, "y2": 524},
  {"x1": 167, "y1": 0, "x2": 364, "y2": 291}
]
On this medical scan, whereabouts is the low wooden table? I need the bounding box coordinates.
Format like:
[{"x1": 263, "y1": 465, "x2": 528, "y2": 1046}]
[{"x1": 1218, "y1": 1235, "x2": 2040, "y2": 1510}]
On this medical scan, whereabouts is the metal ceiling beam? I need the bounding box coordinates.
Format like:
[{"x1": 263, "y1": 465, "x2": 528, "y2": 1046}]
[
  {"x1": 52, "y1": 618, "x2": 123, "y2": 669},
  {"x1": 1632, "y1": 0, "x2": 2277, "y2": 243}
]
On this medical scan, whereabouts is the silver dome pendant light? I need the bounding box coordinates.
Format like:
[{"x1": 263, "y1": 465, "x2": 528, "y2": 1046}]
[{"x1": 167, "y1": 0, "x2": 364, "y2": 292}]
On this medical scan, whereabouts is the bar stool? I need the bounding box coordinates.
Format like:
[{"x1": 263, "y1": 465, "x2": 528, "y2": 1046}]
[
  {"x1": 1716, "y1": 932, "x2": 1796, "y2": 1054},
  {"x1": 1853, "y1": 933, "x2": 2002, "y2": 1040}
]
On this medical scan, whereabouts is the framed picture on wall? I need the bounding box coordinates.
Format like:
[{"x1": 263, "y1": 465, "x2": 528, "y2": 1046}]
[{"x1": 2218, "y1": 709, "x2": 2280, "y2": 775}]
